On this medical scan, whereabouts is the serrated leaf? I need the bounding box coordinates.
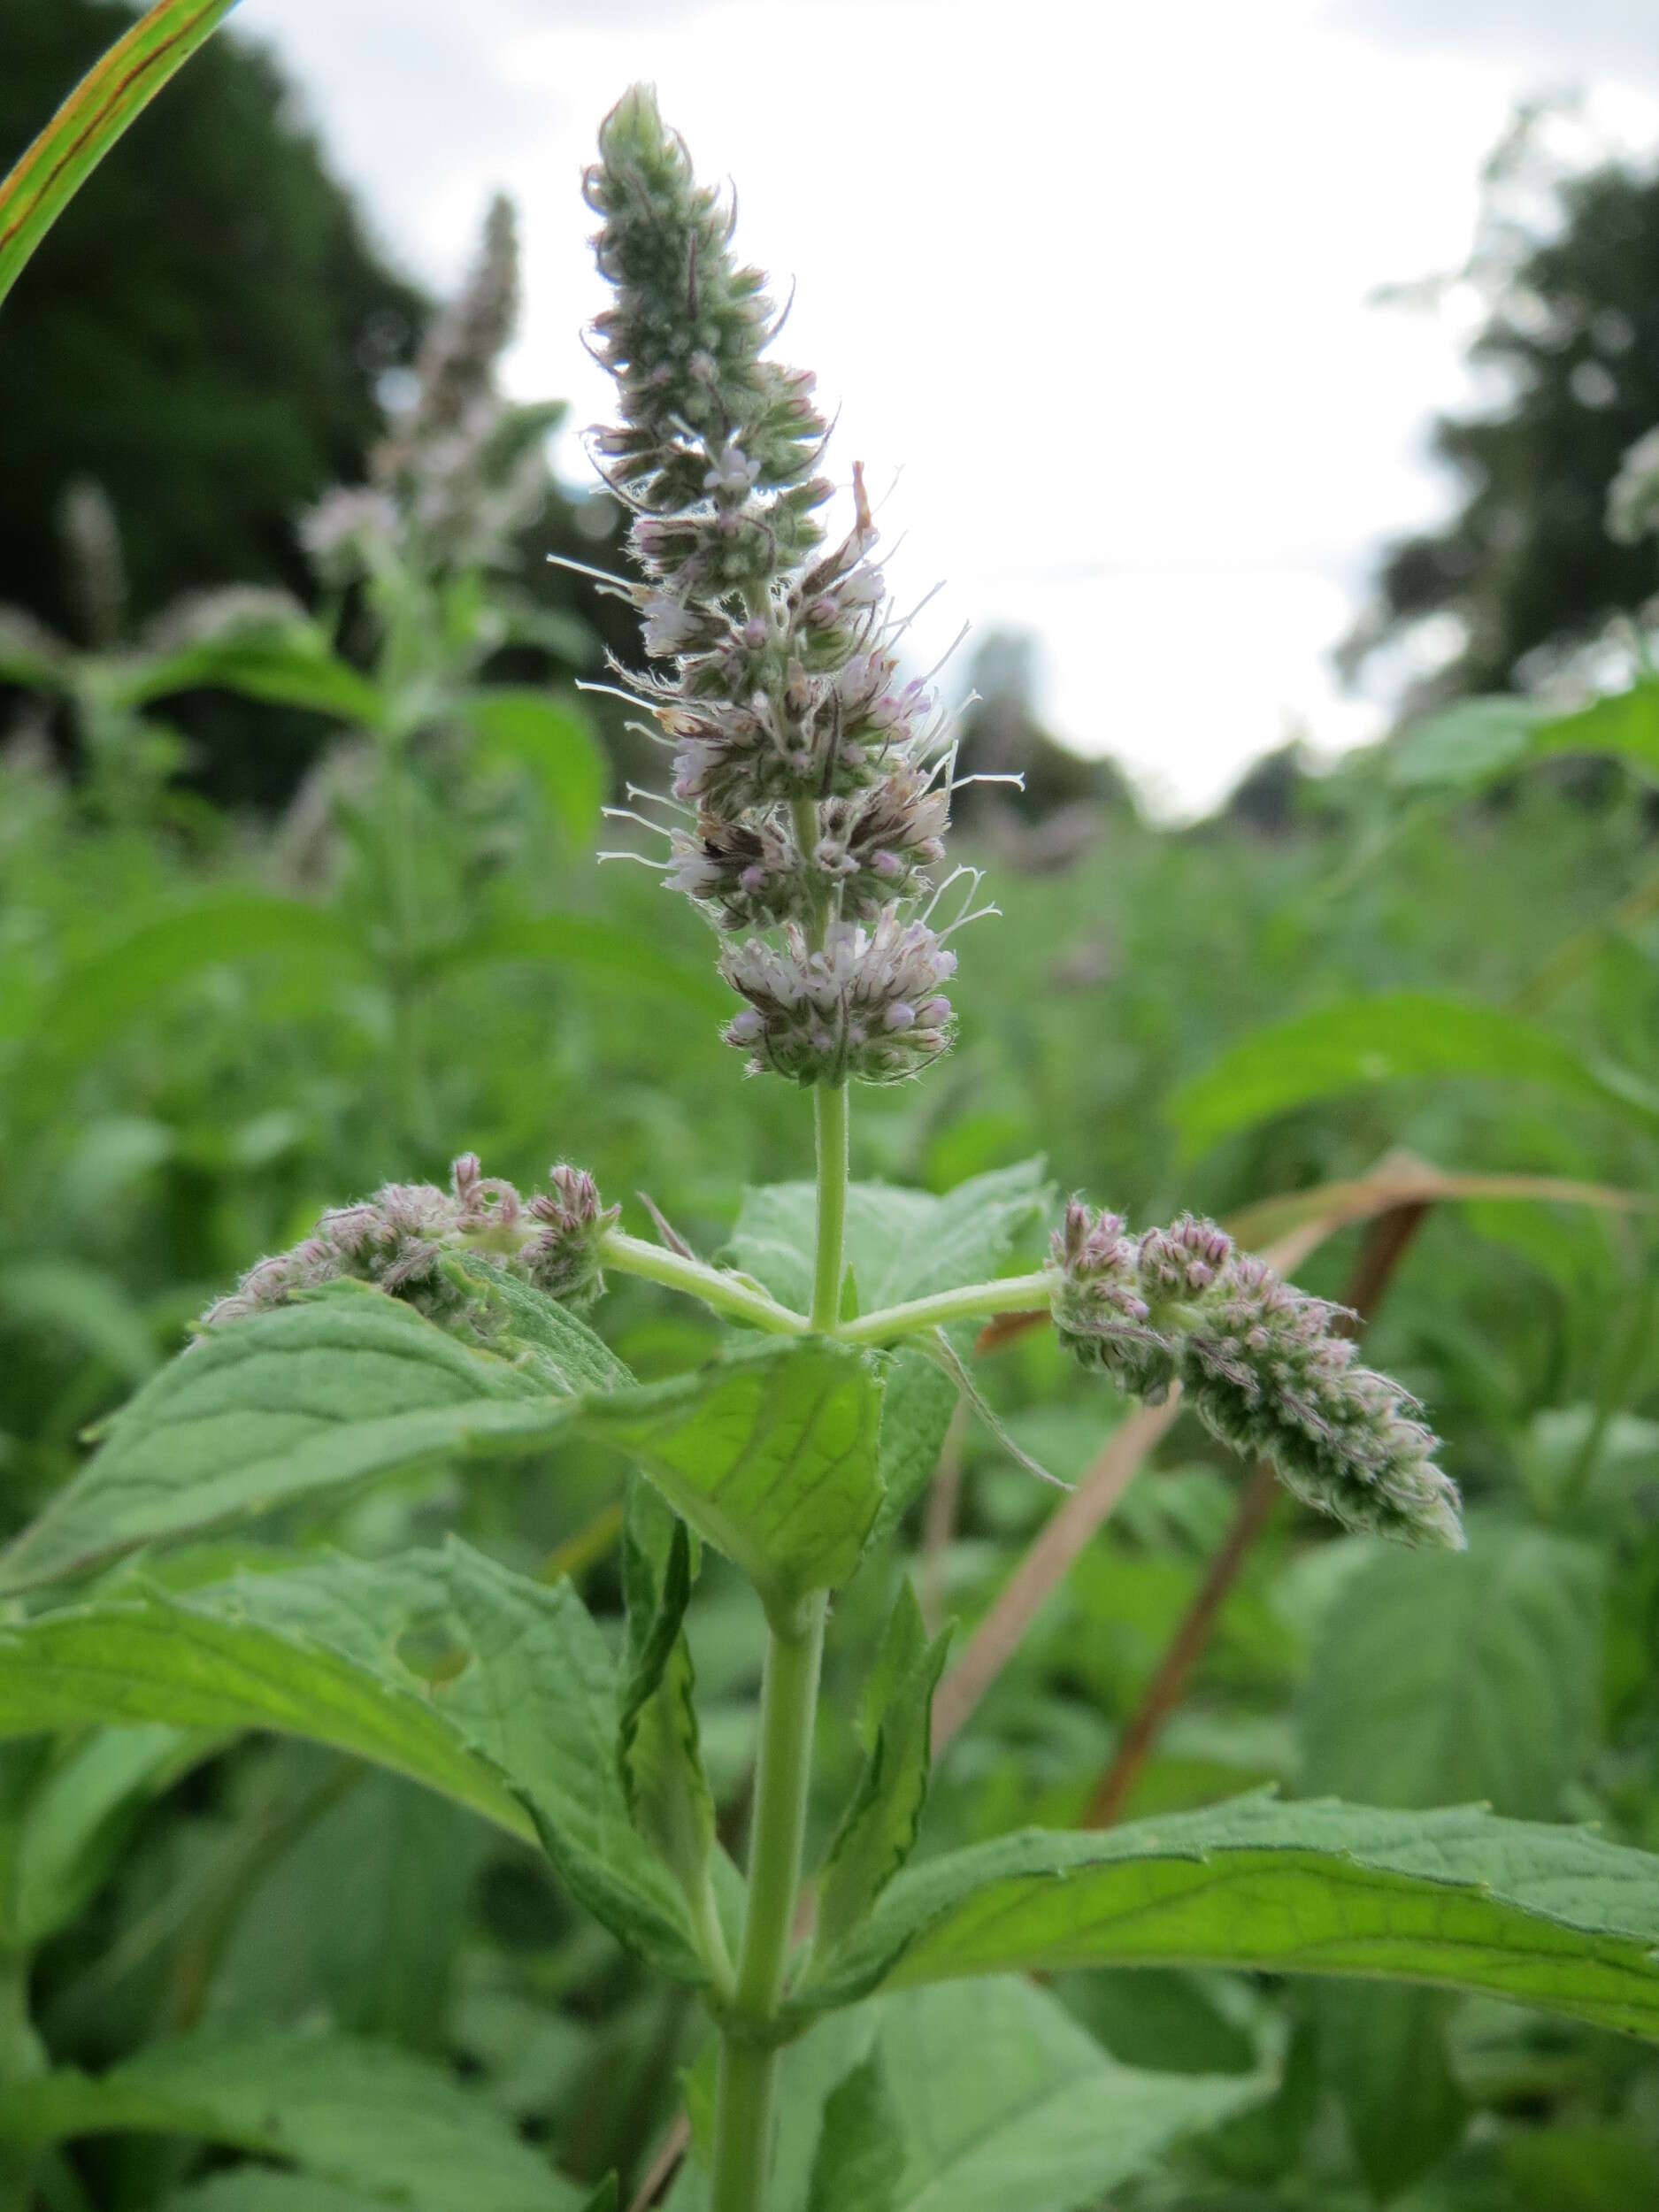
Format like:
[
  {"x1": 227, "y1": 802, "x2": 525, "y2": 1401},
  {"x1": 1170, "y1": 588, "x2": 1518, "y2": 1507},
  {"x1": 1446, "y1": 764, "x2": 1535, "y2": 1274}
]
[
  {"x1": 0, "y1": 1287, "x2": 562, "y2": 1594},
  {"x1": 0, "y1": 1, "x2": 241, "y2": 307},
  {"x1": 0, "y1": 1539, "x2": 704, "y2": 1980},
  {"x1": 1171, "y1": 995, "x2": 1659, "y2": 1156},
  {"x1": 0, "y1": 1304, "x2": 876, "y2": 1605},
  {"x1": 864, "y1": 1351, "x2": 958, "y2": 1552},
  {"x1": 814, "y1": 1586, "x2": 949, "y2": 1959},
  {"x1": 585, "y1": 1339, "x2": 884, "y2": 1607},
  {"x1": 726, "y1": 1160, "x2": 1051, "y2": 1315},
  {"x1": 1301, "y1": 1522, "x2": 1602, "y2": 1818},
  {"x1": 727, "y1": 1163, "x2": 1048, "y2": 1556},
  {"x1": 1300, "y1": 1523, "x2": 1603, "y2": 2197},
  {"x1": 435, "y1": 1252, "x2": 633, "y2": 1394},
  {"x1": 0, "y1": 2030, "x2": 585, "y2": 2209},
  {"x1": 618, "y1": 1490, "x2": 716, "y2": 1914},
  {"x1": 800, "y1": 1794, "x2": 1659, "y2": 2039}
]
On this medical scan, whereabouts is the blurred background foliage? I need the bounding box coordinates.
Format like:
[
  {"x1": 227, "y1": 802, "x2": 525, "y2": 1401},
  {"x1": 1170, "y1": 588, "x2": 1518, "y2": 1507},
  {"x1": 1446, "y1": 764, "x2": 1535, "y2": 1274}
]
[{"x1": 4, "y1": 9, "x2": 1659, "y2": 2210}]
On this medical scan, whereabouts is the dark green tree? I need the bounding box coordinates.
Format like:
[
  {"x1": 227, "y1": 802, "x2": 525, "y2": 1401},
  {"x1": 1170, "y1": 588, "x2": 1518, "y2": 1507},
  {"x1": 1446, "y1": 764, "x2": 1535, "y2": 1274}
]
[
  {"x1": 0, "y1": 1, "x2": 427, "y2": 635},
  {"x1": 1343, "y1": 116, "x2": 1659, "y2": 702}
]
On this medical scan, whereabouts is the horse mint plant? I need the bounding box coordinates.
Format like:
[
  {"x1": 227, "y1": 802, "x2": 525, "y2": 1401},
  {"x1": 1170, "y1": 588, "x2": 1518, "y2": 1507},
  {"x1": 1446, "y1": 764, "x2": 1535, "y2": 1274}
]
[{"x1": 27, "y1": 59, "x2": 1659, "y2": 2212}]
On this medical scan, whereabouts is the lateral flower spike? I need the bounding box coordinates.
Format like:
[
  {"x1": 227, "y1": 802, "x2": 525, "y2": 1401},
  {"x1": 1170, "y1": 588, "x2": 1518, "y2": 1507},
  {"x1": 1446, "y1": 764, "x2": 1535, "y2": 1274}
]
[
  {"x1": 197, "y1": 1155, "x2": 619, "y2": 1330},
  {"x1": 1048, "y1": 1203, "x2": 1464, "y2": 1549},
  {"x1": 586, "y1": 85, "x2": 984, "y2": 1088}
]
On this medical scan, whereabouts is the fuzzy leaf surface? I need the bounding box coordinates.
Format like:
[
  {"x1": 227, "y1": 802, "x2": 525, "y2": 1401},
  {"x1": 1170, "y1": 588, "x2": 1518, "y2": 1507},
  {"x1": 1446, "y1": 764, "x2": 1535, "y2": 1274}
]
[
  {"x1": 0, "y1": 1540, "x2": 705, "y2": 1979},
  {"x1": 0, "y1": 1302, "x2": 869, "y2": 1603},
  {"x1": 726, "y1": 1160, "x2": 1051, "y2": 1316},
  {"x1": 799, "y1": 1794, "x2": 1659, "y2": 2038},
  {"x1": 583, "y1": 1339, "x2": 884, "y2": 1603},
  {"x1": 728, "y1": 1162, "x2": 1049, "y2": 1547},
  {"x1": 0, "y1": 2029, "x2": 585, "y2": 2208}
]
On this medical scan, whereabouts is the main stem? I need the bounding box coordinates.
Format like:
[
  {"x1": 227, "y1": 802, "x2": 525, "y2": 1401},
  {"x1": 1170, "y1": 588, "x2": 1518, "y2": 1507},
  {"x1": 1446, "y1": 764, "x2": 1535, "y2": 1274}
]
[{"x1": 709, "y1": 1042, "x2": 847, "y2": 2208}]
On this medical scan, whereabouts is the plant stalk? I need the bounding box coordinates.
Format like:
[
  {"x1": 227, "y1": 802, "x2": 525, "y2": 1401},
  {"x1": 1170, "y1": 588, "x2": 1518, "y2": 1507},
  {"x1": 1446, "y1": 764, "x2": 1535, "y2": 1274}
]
[
  {"x1": 709, "y1": 1590, "x2": 827, "y2": 2211},
  {"x1": 838, "y1": 1271, "x2": 1051, "y2": 1347},
  {"x1": 600, "y1": 1231, "x2": 809, "y2": 1336},
  {"x1": 810, "y1": 1081, "x2": 849, "y2": 1331},
  {"x1": 710, "y1": 972, "x2": 844, "y2": 2208}
]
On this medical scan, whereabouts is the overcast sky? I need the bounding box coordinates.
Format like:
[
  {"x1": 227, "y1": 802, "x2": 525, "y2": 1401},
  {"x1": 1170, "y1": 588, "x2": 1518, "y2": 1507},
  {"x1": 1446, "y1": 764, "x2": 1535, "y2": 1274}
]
[{"x1": 240, "y1": 0, "x2": 1659, "y2": 815}]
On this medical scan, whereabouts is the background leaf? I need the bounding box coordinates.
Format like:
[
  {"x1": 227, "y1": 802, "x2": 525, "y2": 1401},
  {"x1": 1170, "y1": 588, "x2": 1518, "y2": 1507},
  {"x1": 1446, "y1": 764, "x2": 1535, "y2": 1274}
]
[
  {"x1": 0, "y1": 1538, "x2": 705, "y2": 1978},
  {"x1": 1171, "y1": 994, "x2": 1659, "y2": 1156},
  {"x1": 0, "y1": 2028, "x2": 587, "y2": 2208},
  {"x1": 456, "y1": 689, "x2": 607, "y2": 846},
  {"x1": 1299, "y1": 1523, "x2": 1604, "y2": 2197},
  {"x1": 0, "y1": 0, "x2": 241, "y2": 306}
]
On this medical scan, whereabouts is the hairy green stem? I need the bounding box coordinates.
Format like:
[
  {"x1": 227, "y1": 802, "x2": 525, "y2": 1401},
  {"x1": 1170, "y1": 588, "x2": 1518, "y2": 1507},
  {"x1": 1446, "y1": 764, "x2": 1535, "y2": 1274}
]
[
  {"x1": 838, "y1": 1270, "x2": 1052, "y2": 1347},
  {"x1": 710, "y1": 1590, "x2": 828, "y2": 2211},
  {"x1": 598, "y1": 1230, "x2": 808, "y2": 1335}
]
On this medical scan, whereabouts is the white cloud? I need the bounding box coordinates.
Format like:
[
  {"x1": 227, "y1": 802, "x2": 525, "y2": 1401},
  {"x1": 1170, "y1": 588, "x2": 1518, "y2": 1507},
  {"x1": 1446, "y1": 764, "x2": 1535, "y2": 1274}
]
[{"x1": 241, "y1": 0, "x2": 1659, "y2": 814}]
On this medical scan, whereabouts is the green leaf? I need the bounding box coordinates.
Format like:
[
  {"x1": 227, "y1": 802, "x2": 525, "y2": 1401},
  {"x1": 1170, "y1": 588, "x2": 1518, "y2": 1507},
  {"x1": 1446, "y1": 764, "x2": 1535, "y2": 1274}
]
[
  {"x1": 1301, "y1": 1523, "x2": 1602, "y2": 1824},
  {"x1": 586, "y1": 1338, "x2": 885, "y2": 1607},
  {"x1": 1390, "y1": 696, "x2": 1546, "y2": 788},
  {"x1": 457, "y1": 689, "x2": 607, "y2": 845},
  {"x1": 116, "y1": 625, "x2": 387, "y2": 726},
  {"x1": 13, "y1": 890, "x2": 371, "y2": 1125},
  {"x1": 434, "y1": 1252, "x2": 633, "y2": 1394},
  {"x1": 1300, "y1": 1523, "x2": 1602, "y2": 2197},
  {"x1": 455, "y1": 911, "x2": 732, "y2": 1017},
  {"x1": 0, "y1": 0, "x2": 241, "y2": 308},
  {"x1": 864, "y1": 1353, "x2": 959, "y2": 1555},
  {"x1": 0, "y1": 1540, "x2": 705, "y2": 1979},
  {"x1": 1, "y1": 1304, "x2": 881, "y2": 1608},
  {"x1": 800, "y1": 1794, "x2": 1659, "y2": 2039},
  {"x1": 1171, "y1": 993, "x2": 1659, "y2": 1156},
  {"x1": 1393, "y1": 683, "x2": 1659, "y2": 791},
  {"x1": 167, "y1": 2177, "x2": 394, "y2": 2212},
  {"x1": 728, "y1": 1163, "x2": 1049, "y2": 1549},
  {"x1": 1, "y1": 1726, "x2": 203, "y2": 1947},
  {"x1": 805, "y1": 2055, "x2": 903, "y2": 2212},
  {"x1": 813, "y1": 1586, "x2": 949, "y2": 1958},
  {"x1": 703, "y1": 1979, "x2": 1264, "y2": 2212},
  {"x1": 0, "y1": 1286, "x2": 563, "y2": 1594},
  {"x1": 0, "y1": 1258, "x2": 159, "y2": 1383},
  {"x1": 618, "y1": 1489, "x2": 716, "y2": 1914},
  {"x1": 205, "y1": 1766, "x2": 485, "y2": 2046},
  {"x1": 727, "y1": 1161, "x2": 1051, "y2": 1316},
  {"x1": 0, "y1": 2029, "x2": 586, "y2": 2209}
]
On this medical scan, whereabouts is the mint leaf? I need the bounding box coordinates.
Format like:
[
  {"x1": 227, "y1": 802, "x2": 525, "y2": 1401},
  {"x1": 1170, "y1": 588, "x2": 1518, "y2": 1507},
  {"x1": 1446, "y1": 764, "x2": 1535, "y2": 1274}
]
[
  {"x1": 801, "y1": 1795, "x2": 1659, "y2": 2039},
  {"x1": 0, "y1": 1540, "x2": 704, "y2": 1980},
  {"x1": 0, "y1": 2029, "x2": 587, "y2": 2209}
]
